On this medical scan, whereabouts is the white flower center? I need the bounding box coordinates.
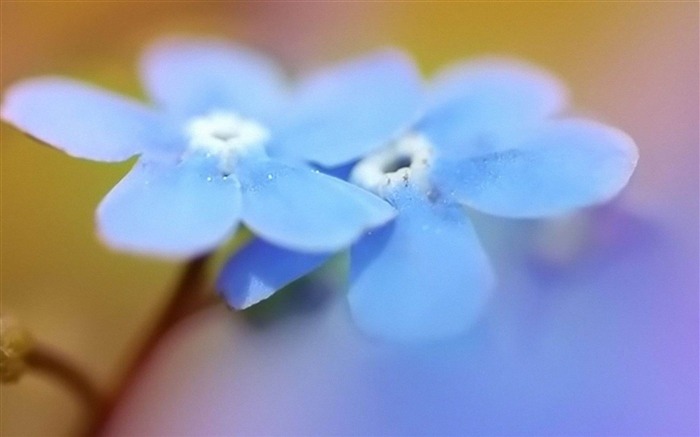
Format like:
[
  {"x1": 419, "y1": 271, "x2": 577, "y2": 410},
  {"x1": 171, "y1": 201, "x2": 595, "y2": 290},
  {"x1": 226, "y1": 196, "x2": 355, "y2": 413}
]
[
  {"x1": 184, "y1": 111, "x2": 270, "y2": 172},
  {"x1": 350, "y1": 133, "x2": 434, "y2": 197}
]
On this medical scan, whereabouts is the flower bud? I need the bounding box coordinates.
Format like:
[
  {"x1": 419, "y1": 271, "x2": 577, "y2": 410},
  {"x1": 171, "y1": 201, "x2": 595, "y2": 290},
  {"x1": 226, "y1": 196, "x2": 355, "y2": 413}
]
[{"x1": 1, "y1": 315, "x2": 35, "y2": 383}]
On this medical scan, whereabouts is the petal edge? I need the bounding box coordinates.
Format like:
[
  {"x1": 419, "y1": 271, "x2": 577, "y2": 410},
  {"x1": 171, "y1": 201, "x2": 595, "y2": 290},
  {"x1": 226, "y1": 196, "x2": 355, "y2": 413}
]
[
  {"x1": 1, "y1": 77, "x2": 160, "y2": 162},
  {"x1": 97, "y1": 158, "x2": 242, "y2": 258}
]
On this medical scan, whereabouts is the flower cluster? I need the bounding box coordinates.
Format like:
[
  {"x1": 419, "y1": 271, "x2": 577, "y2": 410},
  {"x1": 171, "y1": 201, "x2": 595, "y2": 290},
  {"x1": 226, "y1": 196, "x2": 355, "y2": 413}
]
[{"x1": 1, "y1": 38, "x2": 638, "y2": 342}]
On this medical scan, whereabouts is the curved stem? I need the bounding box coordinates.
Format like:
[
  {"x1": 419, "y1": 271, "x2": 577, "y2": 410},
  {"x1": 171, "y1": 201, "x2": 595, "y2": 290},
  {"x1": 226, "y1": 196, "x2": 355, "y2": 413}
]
[
  {"x1": 25, "y1": 344, "x2": 103, "y2": 415},
  {"x1": 85, "y1": 254, "x2": 213, "y2": 436}
]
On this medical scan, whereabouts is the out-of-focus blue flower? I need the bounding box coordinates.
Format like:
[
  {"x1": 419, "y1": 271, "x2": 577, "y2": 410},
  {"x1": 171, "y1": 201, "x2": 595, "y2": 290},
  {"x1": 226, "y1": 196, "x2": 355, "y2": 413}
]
[
  {"x1": 1, "y1": 38, "x2": 426, "y2": 257},
  {"x1": 218, "y1": 57, "x2": 638, "y2": 342}
]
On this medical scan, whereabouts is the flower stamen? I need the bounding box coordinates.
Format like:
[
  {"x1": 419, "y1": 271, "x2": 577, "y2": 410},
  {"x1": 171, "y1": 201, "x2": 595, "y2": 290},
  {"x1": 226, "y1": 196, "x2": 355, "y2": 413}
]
[
  {"x1": 184, "y1": 111, "x2": 269, "y2": 172},
  {"x1": 351, "y1": 132, "x2": 434, "y2": 197}
]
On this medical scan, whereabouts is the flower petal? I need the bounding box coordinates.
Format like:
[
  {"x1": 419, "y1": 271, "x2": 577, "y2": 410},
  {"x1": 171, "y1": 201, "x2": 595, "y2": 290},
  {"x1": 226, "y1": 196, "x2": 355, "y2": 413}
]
[
  {"x1": 419, "y1": 58, "x2": 568, "y2": 154},
  {"x1": 430, "y1": 57, "x2": 567, "y2": 119},
  {"x1": 348, "y1": 189, "x2": 494, "y2": 342},
  {"x1": 238, "y1": 158, "x2": 396, "y2": 252},
  {"x1": 97, "y1": 158, "x2": 241, "y2": 258},
  {"x1": 217, "y1": 238, "x2": 332, "y2": 309},
  {"x1": 268, "y1": 50, "x2": 423, "y2": 167},
  {"x1": 140, "y1": 37, "x2": 287, "y2": 119},
  {"x1": 1, "y1": 78, "x2": 160, "y2": 162},
  {"x1": 432, "y1": 119, "x2": 639, "y2": 218}
]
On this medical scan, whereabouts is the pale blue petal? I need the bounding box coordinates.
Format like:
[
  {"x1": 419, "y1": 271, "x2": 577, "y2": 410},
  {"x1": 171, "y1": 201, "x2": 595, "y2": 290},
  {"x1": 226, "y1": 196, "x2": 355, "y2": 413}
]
[
  {"x1": 429, "y1": 57, "x2": 567, "y2": 119},
  {"x1": 217, "y1": 238, "x2": 332, "y2": 309},
  {"x1": 140, "y1": 37, "x2": 287, "y2": 119},
  {"x1": 238, "y1": 158, "x2": 396, "y2": 252},
  {"x1": 419, "y1": 58, "x2": 568, "y2": 154},
  {"x1": 97, "y1": 158, "x2": 241, "y2": 258},
  {"x1": 1, "y1": 78, "x2": 161, "y2": 162},
  {"x1": 268, "y1": 50, "x2": 423, "y2": 167},
  {"x1": 348, "y1": 189, "x2": 494, "y2": 342},
  {"x1": 432, "y1": 119, "x2": 639, "y2": 218}
]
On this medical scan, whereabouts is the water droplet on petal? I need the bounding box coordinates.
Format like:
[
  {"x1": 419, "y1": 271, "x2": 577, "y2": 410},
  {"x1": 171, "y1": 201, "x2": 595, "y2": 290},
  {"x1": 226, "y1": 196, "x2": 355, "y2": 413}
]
[{"x1": 267, "y1": 173, "x2": 274, "y2": 180}]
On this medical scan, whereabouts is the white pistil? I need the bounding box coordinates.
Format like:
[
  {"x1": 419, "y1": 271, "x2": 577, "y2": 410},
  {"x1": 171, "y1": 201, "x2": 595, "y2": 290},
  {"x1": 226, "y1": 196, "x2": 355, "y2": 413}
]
[
  {"x1": 184, "y1": 111, "x2": 269, "y2": 173},
  {"x1": 350, "y1": 132, "x2": 434, "y2": 197}
]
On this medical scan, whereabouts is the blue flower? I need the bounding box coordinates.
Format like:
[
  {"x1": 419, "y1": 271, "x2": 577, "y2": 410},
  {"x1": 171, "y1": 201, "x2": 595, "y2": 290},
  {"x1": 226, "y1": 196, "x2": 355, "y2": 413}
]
[
  {"x1": 0, "y1": 38, "x2": 427, "y2": 258},
  {"x1": 218, "y1": 57, "x2": 638, "y2": 342}
]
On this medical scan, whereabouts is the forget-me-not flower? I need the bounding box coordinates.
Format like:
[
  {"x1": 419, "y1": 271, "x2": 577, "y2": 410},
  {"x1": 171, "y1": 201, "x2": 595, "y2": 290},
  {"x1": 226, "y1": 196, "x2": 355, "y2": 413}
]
[
  {"x1": 218, "y1": 56, "x2": 638, "y2": 342},
  {"x1": 0, "y1": 38, "x2": 426, "y2": 258}
]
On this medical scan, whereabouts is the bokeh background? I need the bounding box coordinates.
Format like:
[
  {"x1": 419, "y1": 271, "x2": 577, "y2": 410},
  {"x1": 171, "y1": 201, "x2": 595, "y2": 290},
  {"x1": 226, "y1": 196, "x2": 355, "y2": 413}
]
[{"x1": 1, "y1": 2, "x2": 698, "y2": 436}]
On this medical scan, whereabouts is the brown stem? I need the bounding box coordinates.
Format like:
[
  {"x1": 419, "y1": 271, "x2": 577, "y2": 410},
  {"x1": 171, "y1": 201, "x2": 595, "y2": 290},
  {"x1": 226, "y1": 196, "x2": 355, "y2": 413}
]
[
  {"x1": 176, "y1": 290, "x2": 223, "y2": 320},
  {"x1": 25, "y1": 344, "x2": 103, "y2": 415},
  {"x1": 85, "y1": 254, "x2": 212, "y2": 436}
]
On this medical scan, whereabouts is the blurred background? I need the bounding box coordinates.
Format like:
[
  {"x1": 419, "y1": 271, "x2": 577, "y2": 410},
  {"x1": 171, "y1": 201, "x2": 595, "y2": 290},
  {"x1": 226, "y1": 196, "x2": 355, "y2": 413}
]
[{"x1": 1, "y1": 2, "x2": 698, "y2": 436}]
